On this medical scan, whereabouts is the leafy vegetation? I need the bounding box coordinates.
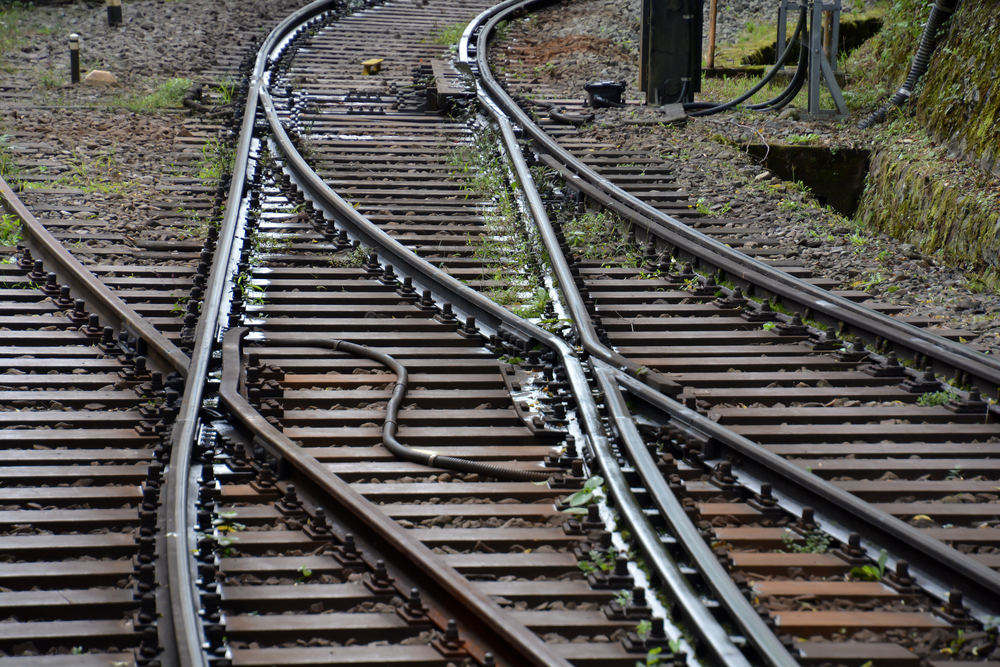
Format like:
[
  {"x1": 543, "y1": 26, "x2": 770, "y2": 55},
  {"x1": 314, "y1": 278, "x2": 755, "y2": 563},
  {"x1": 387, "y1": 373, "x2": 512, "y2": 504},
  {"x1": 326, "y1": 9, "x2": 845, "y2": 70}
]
[
  {"x1": 432, "y1": 22, "x2": 465, "y2": 46},
  {"x1": 782, "y1": 529, "x2": 831, "y2": 554},
  {"x1": 198, "y1": 137, "x2": 235, "y2": 181},
  {"x1": 561, "y1": 210, "x2": 642, "y2": 265},
  {"x1": 917, "y1": 389, "x2": 958, "y2": 407},
  {"x1": 448, "y1": 128, "x2": 547, "y2": 314},
  {"x1": 0, "y1": 212, "x2": 20, "y2": 247},
  {"x1": 0, "y1": 132, "x2": 22, "y2": 184},
  {"x1": 122, "y1": 77, "x2": 193, "y2": 112},
  {"x1": 850, "y1": 548, "x2": 889, "y2": 581},
  {"x1": 561, "y1": 475, "x2": 604, "y2": 514},
  {"x1": 577, "y1": 547, "x2": 614, "y2": 574}
]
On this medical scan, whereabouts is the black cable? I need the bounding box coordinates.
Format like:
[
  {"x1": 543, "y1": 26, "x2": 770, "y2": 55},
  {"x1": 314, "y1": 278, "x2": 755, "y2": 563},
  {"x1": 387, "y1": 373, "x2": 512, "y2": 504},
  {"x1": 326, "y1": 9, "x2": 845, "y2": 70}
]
[
  {"x1": 858, "y1": 0, "x2": 961, "y2": 129},
  {"x1": 261, "y1": 336, "x2": 555, "y2": 482},
  {"x1": 685, "y1": 5, "x2": 807, "y2": 117},
  {"x1": 750, "y1": 44, "x2": 808, "y2": 111}
]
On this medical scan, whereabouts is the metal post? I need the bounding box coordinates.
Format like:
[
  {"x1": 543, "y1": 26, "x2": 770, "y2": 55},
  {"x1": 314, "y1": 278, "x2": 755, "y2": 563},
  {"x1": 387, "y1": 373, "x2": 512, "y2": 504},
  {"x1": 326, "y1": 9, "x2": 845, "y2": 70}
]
[
  {"x1": 776, "y1": 0, "x2": 789, "y2": 66},
  {"x1": 803, "y1": 0, "x2": 849, "y2": 117},
  {"x1": 107, "y1": 0, "x2": 123, "y2": 26},
  {"x1": 706, "y1": 0, "x2": 718, "y2": 69},
  {"x1": 69, "y1": 34, "x2": 80, "y2": 84},
  {"x1": 807, "y1": 0, "x2": 823, "y2": 115}
]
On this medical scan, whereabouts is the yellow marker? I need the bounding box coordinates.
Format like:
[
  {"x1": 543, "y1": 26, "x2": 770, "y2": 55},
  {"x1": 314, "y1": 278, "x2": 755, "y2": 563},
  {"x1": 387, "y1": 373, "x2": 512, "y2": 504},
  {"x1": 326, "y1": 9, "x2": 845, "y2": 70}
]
[{"x1": 362, "y1": 58, "x2": 384, "y2": 75}]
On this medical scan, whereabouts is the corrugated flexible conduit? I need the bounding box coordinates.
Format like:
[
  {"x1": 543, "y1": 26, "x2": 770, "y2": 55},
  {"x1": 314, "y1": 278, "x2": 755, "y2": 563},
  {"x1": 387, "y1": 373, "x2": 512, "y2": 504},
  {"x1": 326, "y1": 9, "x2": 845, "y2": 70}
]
[{"x1": 858, "y1": 0, "x2": 960, "y2": 128}]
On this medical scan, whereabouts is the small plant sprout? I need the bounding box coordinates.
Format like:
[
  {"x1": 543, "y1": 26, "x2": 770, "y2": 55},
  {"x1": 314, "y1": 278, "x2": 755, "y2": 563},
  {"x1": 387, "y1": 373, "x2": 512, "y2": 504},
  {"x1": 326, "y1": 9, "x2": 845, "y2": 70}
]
[
  {"x1": 849, "y1": 548, "x2": 889, "y2": 581},
  {"x1": 561, "y1": 475, "x2": 604, "y2": 514},
  {"x1": 636, "y1": 645, "x2": 663, "y2": 666}
]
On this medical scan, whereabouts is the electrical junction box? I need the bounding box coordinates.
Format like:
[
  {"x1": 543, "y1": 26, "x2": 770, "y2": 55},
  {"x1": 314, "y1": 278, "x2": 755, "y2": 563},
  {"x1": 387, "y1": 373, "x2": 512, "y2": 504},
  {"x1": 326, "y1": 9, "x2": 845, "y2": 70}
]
[{"x1": 640, "y1": 0, "x2": 703, "y2": 105}]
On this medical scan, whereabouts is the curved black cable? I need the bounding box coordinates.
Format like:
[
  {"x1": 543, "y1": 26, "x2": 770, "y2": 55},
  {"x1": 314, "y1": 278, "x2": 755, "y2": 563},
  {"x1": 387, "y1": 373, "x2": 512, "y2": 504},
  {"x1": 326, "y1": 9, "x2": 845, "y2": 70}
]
[
  {"x1": 749, "y1": 44, "x2": 809, "y2": 111},
  {"x1": 260, "y1": 336, "x2": 555, "y2": 482},
  {"x1": 685, "y1": 5, "x2": 807, "y2": 117},
  {"x1": 858, "y1": 0, "x2": 961, "y2": 129}
]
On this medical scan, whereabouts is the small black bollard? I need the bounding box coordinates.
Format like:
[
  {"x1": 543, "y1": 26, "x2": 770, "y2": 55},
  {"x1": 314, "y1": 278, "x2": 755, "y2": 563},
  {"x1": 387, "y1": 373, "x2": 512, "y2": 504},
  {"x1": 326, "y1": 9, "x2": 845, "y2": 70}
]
[
  {"x1": 106, "y1": 0, "x2": 123, "y2": 26},
  {"x1": 69, "y1": 34, "x2": 80, "y2": 84}
]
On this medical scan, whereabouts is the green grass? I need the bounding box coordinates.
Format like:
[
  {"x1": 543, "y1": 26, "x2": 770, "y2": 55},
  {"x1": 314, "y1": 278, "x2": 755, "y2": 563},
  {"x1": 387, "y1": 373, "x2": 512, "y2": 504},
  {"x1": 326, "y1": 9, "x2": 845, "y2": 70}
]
[
  {"x1": 0, "y1": 132, "x2": 22, "y2": 183},
  {"x1": 433, "y1": 22, "x2": 466, "y2": 46},
  {"x1": 103, "y1": 77, "x2": 193, "y2": 112},
  {"x1": 197, "y1": 137, "x2": 235, "y2": 181},
  {"x1": 0, "y1": 1, "x2": 36, "y2": 57},
  {"x1": 0, "y1": 212, "x2": 22, "y2": 247},
  {"x1": 562, "y1": 210, "x2": 643, "y2": 265},
  {"x1": 128, "y1": 78, "x2": 192, "y2": 111}
]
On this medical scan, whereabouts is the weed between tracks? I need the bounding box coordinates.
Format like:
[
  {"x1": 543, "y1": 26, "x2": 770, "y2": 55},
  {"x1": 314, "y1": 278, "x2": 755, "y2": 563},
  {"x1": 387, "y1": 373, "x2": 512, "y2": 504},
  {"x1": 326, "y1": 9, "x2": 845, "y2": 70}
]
[
  {"x1": 198, "y1": 137, "x2": 236, "y2": 181},
  {"x1": 0, "y1": 212, "x2": 22, "y2": 247},
  {"x1": 560, "y1": 210, "x2": 641, "y2": 266},
  {"x1": 448, "y1": 126, "x2": 548, "y2": 315}
]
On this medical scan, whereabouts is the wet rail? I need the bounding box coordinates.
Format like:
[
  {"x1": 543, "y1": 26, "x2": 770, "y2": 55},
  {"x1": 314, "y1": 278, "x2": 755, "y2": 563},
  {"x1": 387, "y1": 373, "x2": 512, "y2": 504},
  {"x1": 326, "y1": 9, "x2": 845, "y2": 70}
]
[{"x1": 2, "y1": 0, "x2": 1000, "y2": 664}]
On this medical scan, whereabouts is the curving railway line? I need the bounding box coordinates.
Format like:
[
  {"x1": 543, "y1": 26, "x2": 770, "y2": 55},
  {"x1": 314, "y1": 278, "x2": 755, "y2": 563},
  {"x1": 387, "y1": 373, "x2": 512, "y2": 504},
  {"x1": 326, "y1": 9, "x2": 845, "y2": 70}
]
[{"x1": 1, "y1": 0, "x2": 999, "y2": 665}]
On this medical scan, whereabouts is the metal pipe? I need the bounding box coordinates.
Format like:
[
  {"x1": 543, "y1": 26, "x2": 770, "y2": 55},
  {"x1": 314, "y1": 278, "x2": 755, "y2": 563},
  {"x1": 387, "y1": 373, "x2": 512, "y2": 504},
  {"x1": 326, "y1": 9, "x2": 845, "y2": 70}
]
[{"x1": 69, "y1": 33, "x2": 80, "y2": 85}]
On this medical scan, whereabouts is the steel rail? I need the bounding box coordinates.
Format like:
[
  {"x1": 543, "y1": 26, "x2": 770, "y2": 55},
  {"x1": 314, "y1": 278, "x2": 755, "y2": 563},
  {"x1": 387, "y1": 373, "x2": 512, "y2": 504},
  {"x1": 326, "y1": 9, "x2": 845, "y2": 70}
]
[
  {"x1": 218, "y1": 329, "x2": 573, "y2": 667},
  {"x1": 0, "y1": 176, "x2": 191, "y2": 377},
  {"x1": 593, "y1": 360, "x2": 797, "y2": 666},
  {"x1": 460, "y1": 0, "x2": 678, "y2": 402},
  {"x1": 483, "y1": 110, "x2": 787, "y2": 665},
  {"x1": 462, "y1": 12, "x2": 796, "y2": 665},
  {"x1": 458, "y1": 0, "x2": 1000, "y2": 615},
  {"x1": 253, "y1": 7, "x2": 790, "y2": 666},
  {"x1": 613, "y1": 368, "x2": 1000, "y2": 611},
  {"x1": 462, "y1": 0, "x2": 1000, "y2": 397},
  {"x1": 162, "y1": 2, "x2": 340, "y2": 664}
]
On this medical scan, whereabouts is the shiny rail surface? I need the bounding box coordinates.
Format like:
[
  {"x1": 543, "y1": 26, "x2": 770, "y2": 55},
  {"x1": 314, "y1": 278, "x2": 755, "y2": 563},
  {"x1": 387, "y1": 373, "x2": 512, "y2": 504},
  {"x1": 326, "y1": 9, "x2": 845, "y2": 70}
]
[
  {"x1": 461, "y1": 0, "x2": 1000, "y2": 641},
  {"x1": 3, "y1": 0, "x2": 1000, "y2": 663}
]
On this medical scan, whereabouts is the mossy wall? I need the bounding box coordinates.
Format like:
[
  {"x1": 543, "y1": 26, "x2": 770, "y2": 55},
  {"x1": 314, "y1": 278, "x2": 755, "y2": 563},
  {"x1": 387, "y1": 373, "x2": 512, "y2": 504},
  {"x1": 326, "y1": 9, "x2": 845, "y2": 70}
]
[
  {"x1": 852, "y1": 0, "x2": 1000, "y2": 284},
  {"x1": 854, "y1": 148, "x2": 1000, "y2": 280},
  {"x1": 915, "y1": 0, "x2": 1000, "y2": 178}
]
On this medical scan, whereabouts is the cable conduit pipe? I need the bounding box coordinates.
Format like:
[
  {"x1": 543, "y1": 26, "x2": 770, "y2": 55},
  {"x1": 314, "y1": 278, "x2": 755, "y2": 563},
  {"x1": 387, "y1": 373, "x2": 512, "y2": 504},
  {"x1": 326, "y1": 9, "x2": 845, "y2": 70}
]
[
  {"x1": 256, "y1": 336, "x2": 553, "y2": 481},
  {"x1": 253, "y1": 8, "x2": 775, "y2": 661},
  {"x1": 219, "y1": 330, "x2": 575, "y2": 667},
  {"x1": 858, "y1": 0, "x2": 960, "y2": 128}
]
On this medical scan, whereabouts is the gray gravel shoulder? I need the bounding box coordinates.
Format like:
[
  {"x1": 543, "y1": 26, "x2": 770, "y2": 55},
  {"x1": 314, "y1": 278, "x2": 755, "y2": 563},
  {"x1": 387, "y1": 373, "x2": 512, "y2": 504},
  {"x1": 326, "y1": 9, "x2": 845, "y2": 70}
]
[{"x1": 499, "y1": 0, "x2": 1000, "y2": 356}]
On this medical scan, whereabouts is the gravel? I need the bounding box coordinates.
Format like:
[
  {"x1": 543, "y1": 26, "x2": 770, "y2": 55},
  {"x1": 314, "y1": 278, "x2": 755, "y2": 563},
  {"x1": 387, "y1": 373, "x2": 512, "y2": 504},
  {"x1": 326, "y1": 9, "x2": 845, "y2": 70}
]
[
  {"x1": 497, "y1": 0, "x2": 1000, "y2": 356},
  {"x1": 3, "y1": 0, "x2": 998, "y2": 354}
]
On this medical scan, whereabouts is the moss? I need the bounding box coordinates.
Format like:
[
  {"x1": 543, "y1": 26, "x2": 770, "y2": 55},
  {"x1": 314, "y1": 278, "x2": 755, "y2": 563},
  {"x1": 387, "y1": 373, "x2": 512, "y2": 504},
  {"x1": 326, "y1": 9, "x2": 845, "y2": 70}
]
[
  {"x1": 854, "y1": 142, "x2": 1000, "y2": 287},
  {"x1": 915, "y1": 0, "x2": 1000, "y2": 178}
]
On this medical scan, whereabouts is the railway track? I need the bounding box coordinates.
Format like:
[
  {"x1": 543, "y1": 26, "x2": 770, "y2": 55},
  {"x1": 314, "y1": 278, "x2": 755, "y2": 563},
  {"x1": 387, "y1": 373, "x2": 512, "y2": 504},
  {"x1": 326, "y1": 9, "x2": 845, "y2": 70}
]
[{"x1": 1, "y1": 0, "x2": 1000, "y2": 665}]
